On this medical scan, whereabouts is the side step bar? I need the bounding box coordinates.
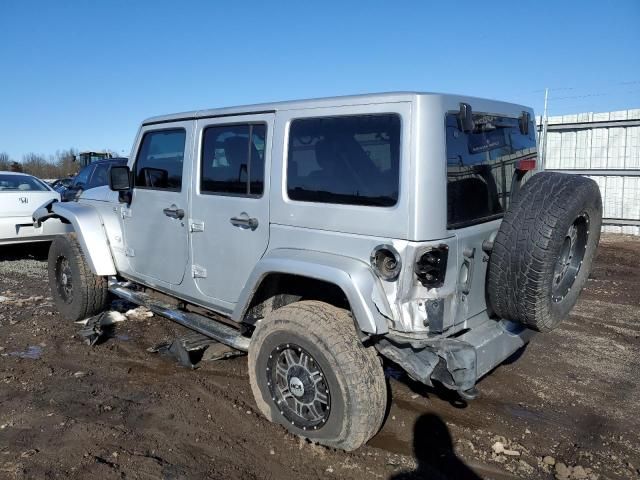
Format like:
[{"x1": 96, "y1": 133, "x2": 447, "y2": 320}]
[{"x1": 109, "y1": 284, "x2": 250, "y2": 352}]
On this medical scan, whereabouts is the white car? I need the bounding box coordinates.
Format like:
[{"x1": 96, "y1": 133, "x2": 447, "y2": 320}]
[{"x1": 0, "y1": 171, "x2": 72, "y2": 245}]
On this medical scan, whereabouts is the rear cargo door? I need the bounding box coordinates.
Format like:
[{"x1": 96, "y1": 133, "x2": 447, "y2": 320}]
[{"x1": 446, "y1": 111, "x2": 537, "y2": 318}]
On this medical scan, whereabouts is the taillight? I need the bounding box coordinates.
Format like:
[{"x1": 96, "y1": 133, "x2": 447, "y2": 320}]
[
  {"x1": 415, "y1": 245, "x2": 449, "y2": 288},
  {"x1": 516, "y1": 157, "x2": 536, "y2": 171}
]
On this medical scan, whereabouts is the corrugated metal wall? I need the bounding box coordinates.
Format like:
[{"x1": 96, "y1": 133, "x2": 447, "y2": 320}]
[{"x1": 538, "y1": 108, "x2": 640, "y2": 235}]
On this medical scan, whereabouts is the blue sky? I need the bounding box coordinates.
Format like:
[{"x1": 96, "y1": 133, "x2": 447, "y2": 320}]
[{"x1": 1, "y1": 0, "x2": 639, "y2": 160}]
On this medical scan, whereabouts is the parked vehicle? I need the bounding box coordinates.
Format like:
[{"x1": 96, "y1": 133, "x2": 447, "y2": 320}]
[
  {"x1": 0, "y1": 172, "x2": 72, "y2": 245},
  {"x1": 34, "y1": 92, "x2": 602, "y2": 451},
  {"x1": 50, "y1": 177, "x2": 74, "y2": 194},
  {"x1": 74, "y1": 150, "x2": 115, "y2": 167},
  {"x1": 61, "y1": 158, "x2": 127, "y2": 202}
]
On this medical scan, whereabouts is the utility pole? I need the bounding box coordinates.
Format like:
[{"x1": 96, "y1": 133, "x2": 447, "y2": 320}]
[{"x1": 539, "y1": 87, "x2": 549, "y2": 170}]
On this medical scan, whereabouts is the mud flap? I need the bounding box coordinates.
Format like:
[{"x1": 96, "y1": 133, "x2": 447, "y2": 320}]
[{"x1": 376, "y1": 338, "x2": 477, "y2": 394}]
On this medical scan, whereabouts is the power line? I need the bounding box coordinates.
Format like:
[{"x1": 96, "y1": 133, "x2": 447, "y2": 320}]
[
  {"x1": 550, "y1": 89, "x2": 640, "y2": 101},
  {"x1": 530, "y1": 79, "x2": 640, "y2": 94}
]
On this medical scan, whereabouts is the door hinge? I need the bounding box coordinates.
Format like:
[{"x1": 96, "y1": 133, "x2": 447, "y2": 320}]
[
  {"x1": 192, "y1": 264, "x2": 207, "y2": 278},
  {"x1": 121, "y1": 207, "x2": 132, "y2": 219},
  {"x1": 125, "y1": 247, "x2": 135, "y2": 257},
  {"x1": 190, "y1": 220, "x2": 205, "y2": 233}
]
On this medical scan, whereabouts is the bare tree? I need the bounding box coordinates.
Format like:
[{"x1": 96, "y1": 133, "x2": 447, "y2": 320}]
[
  {"x1": 0, "y1": 152, "x2": 10, "y2": 171},
  {"x1": 55, "y1": 148, "x2": 80, "y2": 176},
  {"x1": 22, "y1": 153, "x2": 55, "y2": 178},
  {"x1": 12, "y1": 147, "x2": 118, "y2": 179},
  {"x1": 19, "y1": 148, "x2": 85, "y2": 179}
]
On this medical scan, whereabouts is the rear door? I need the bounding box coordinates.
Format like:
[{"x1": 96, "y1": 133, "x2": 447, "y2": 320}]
[
  {"x1": 122, "y1": 122, "x2": 194, "y2": 285},
  {"x1": 190, "y1": 114, "x2": 273, "y2": 307}
]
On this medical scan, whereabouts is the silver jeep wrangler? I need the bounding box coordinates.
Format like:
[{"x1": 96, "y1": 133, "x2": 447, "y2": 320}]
[{"x1": 35, "y1": 92, "x2": 602, "y2": 451}]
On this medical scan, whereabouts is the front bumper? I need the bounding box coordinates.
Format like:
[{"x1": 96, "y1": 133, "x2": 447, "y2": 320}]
[{"x1": 376, "y1": 311, "x2": 535, "y2": 395}]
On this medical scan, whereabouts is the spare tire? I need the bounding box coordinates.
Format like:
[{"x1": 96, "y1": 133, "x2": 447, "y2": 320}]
[{"x1": 487, "y1": 172, "x2": 602, "y2": 332}]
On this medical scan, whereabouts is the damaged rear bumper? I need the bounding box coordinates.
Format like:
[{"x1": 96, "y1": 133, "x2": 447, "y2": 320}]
[{"x1": 376, "y1": 313, "x2": 535, "y2": 396}]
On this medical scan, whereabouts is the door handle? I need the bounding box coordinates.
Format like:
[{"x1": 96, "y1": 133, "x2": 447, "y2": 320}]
[
  {"x1": 230, "y1": 213, "x2": 258, "y2": 230},
  {"x1": 163, "y1": 205, "x2": 185, "y2": 219}
]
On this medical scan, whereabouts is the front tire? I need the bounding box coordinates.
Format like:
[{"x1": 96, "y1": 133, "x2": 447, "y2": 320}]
[
  {"x1": 248, "y1": 301, "x2": 387, "y2": 451},
  {"x1": 48, "y1": 234, "x2": 109, "y2": 321}
]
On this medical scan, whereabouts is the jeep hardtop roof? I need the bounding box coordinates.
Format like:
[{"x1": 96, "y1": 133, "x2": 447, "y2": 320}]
[{"x1": 142, "y1": 91, "x2": 531, "y2": 126}]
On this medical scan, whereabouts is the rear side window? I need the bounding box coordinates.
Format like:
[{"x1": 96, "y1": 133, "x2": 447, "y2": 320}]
[
  {"x1": 135, "y1": 129, "x2": 186, "y2": 191},
  {"x1": 200, "y1": 124, "x2": 266, "y2": 196},
  {"x1": 287, "y1": 114, "x2": 400, "y2": 207}
]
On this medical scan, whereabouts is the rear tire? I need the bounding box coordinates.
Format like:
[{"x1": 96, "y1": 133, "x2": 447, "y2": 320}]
[
  {"x1": 487, "y1": 172, "x2": 602, "y2": 332},
  {"x1": 248, "y1": 300, "x2": 387, "y2": 451},
  {"x1": 48, "y1": 234, "x2": 109, "y2": 321}
]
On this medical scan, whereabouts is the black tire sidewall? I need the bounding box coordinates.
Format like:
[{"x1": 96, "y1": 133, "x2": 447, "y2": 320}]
[
  {"x1": 48, "y1": 236, "x2": 85, "y2": 321},
  {"x1": 545, "y1": 186, "x2": 602, "y2": 325},
  {"x1": 252, "y1": 323, "x2": 349, "y2": 441}
]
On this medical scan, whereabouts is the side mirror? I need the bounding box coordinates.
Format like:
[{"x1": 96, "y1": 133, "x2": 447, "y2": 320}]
[{"x1": 109, "y1": 166, "x2": 131, "y2": 191}]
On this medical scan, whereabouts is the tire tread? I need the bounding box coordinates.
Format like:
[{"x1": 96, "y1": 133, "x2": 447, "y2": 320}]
[
  {"x1": 248, "y1": 300, "x2": 386, "y2": 451},
  {"x1": 487, "y1": 172, "x2": 602, "y2": 331},
  {"x1": 48, "y1": 234, "x2": 109, "y2": 321}
]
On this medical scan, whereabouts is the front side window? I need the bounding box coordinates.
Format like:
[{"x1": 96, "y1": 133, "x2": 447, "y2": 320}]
[
  {"x1": 287, "y1": 114, "x2": 400, "y2": 207},
  {"x1": 73, "y1": 165, "x2": 93, "y2": 187},
  {"x1": 88, "y1": 163, "x2": 109, "y2": 189},
  {"x1": 88, "y1": 160, "x2": 127, "y2": 189},
  {"x1": 134, "y1": 129, "x2": 186, "y2": 191},
  {"x1": 200, "y1": 124, "x2": 266, "y2": 196}
]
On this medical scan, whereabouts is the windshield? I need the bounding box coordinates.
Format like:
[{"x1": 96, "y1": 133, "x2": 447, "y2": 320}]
[
  {"x1": 0, "y1": 174, "x2": 49, "y2": 192},
  {"x1": 446, "y1": 113, "x2": 537, "y2": 229}
]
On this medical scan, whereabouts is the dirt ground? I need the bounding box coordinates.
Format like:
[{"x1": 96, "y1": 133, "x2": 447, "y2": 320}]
[{"x1": 0, "y1": 235, "x2": 638, "y2": 480}]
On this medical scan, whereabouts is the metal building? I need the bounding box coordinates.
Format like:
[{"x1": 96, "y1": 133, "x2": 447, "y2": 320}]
[{"x1": 537, "y1": 109, "x2": 640, "y2": 235}]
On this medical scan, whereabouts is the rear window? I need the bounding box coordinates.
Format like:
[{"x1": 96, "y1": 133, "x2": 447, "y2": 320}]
[
  {"x1": 287, "y1": 114, "x2": 400, "y2": 207},
  {"x1": 446, "y1": 113, "x2": 537, "y2": 228},
  {"x1": 0, "y1": 174, "x2": 49, "y2": 192}
]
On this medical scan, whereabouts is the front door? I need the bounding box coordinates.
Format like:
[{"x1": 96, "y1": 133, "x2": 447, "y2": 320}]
[
  {"x1": 123, "y1": 122, "x2": 193, "y2": 285},
  {"x1": 190, "y1": 114, "x2": 273, "y2": 307}
]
